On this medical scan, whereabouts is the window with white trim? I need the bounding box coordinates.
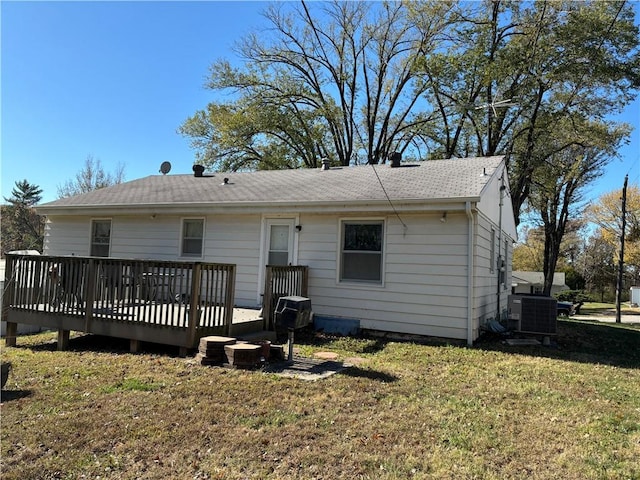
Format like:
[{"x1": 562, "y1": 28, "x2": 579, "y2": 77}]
[
  {"x1": 181, "y1": 219, "x2": 204, "y2": 257},
  {"x1": 90, "y1": 219, "x2": 111, "y2": 257},
  {"x1": 340, "y1": 221, "x2": 383, "y2": 283}
]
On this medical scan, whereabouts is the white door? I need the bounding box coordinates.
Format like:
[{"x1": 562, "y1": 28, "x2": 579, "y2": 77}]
[{"x1": 258, "y1": 218, "x2": 297, "y2": 303}]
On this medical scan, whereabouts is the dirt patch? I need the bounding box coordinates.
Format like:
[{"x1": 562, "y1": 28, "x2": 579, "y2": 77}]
[{"x1": 263, "y1": 356, "x2": 348, "y2": 380}]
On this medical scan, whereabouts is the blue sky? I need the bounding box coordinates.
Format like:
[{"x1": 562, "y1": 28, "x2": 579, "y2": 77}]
[{"x1": 1, "y1": 1, "x2": 638, "y2": 205}]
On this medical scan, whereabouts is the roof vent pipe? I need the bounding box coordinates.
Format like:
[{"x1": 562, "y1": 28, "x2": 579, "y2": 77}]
[
  {"x1": 390, "y1": 152, "x2": 402, "y2": 168},
  {"x1": 321, "y1": 158, "x2": 330, "y2": 171},
  {"x1": 193, "y1": 164, "x2": 205, "y2": 177}
]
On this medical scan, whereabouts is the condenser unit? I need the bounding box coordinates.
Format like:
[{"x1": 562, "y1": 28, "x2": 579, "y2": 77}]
[{"x1": 508, "y1": 295, "x2": 557, "y2": 335}]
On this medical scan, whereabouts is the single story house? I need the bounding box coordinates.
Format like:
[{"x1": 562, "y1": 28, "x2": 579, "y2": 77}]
[
  {"x1": 511, "y1": 271, "x2": 569, "y2": 297},
  {"x1": 35, "y1": 155, "x2": 517, "y2": 345}
]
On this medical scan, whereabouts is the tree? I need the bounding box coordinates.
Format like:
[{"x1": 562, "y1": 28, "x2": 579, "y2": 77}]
[
  {"x1": 413, "y1": 0, "x2": 638, "y2": 296},
  {"x1": 57, "y1": 155, "x2": 125, "y2": 198},
  {"x1": 181, "y1": 0, "x2": 638, "y2": 293},
  {"x1": 581, "y1": 230, "x2": 618, "y2": 302},
  {"x1": 525, "y1": 118, "x2": 628, "y2": 295},
  {"x1": 512, "y1": 220, "x2": 585, "y2": 274},
  {"x1": 180, "y1": 1, "x2": 456, "y2": 171},
  {"x1": 416, "y1": 0, "x2": 640, "y2": 228},
  {"x1": 513, "y1": 226, "x2": 546, "y2": 271},
  {"x1": 588, "y1": 183, "x2": 640, "y2": 287},
  {"x1": 1, "y1": 180, "x2": 45, "y2": 255}
]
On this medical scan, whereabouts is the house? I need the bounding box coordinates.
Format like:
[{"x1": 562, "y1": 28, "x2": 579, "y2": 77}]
[
  {"x1": 35, "y1": 156, "x2": 517, "y2": 345},
  {"x1": 511, "y1": 271, "x2": 569, "y2": 297}
]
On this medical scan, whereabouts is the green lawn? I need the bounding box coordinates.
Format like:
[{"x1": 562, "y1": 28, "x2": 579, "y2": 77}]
[{"x1": 2, "y1": 320, "x2": 639, "y2": 479}]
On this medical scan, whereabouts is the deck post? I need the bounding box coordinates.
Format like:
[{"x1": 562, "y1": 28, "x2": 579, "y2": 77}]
[
  {"x1": 3, "y1": 255, "x2": 17, "y2": 346},
  {"x1": 224, "y1": 265, "x2": 236, "y2": 336},
  {"x1": 57, "y1": 329, "x2": 70, "y2": 351},
  {"x1": 301, "y1": 266, "x2": 309, "y2": 297},
  {"x1": 83, "y1": 258, "x2": 97, "y2": 332},
  {"x1": 186, "y1": 263, "x2": 202, "y2": 349},
  {"x1": 130, "y1": 339, "x2": 140, "y2": 353},
  {"x1": 5, "y1": 323, "x2": 18, "y2": 347},
  {"x1": 263, "y1": 266, "x2": 273, "y2": 331}
]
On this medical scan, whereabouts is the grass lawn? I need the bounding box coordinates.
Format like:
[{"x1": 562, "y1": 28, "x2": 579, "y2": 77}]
[{"x1": 2, "y1": 320, "x2": 639, "y2": 480}]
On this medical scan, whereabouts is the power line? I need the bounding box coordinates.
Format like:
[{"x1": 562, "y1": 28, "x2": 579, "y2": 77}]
[{"x1": 369, "y1": 164, "x2": 408, "y2": 231}]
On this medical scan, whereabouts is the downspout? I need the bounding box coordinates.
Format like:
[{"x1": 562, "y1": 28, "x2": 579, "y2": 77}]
[
  {"x1": 496, "y1": 174, "x2": 505, "y2": 322},
  {"x1": 465, "y1": 201, "x2": 474, "y2": 346}
]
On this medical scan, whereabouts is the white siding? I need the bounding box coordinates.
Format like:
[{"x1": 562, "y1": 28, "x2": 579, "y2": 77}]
[
  {"x1": 473, "y1": 212, "x2": 514, "y2": 336},
  {"x1": 44, "y1": 216, "x2": 92, "y2": 256},
  {"x1": 202, "y1": 215, "x2": 261, "y2": 307},
  {"x1": 43, "y1": 214, "x2": 262, "y2": 308},
  {"x1": 42, "y1": 207, "x2": 515, "y2": 341},
  {"x1": 298, "y1": 212, "x2": 471, "y2": 340}
]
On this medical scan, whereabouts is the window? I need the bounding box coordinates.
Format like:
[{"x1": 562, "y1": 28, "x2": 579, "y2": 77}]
[
  {"x1": 90, "y1": 220, "x2": 111, "y2": 257},
  {"x1": 268, "y1": 224, "x2": 291, "y2": 265},
  {"x1": 182, "y1": 219, "x2": 204, "y2": 257},
  {"x1": 340, "y1": 221, "x2": 383, "y2": 283}
]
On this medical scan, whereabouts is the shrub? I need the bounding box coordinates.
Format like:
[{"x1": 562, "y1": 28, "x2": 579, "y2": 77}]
[{"x1": 554, "y1": 290, "x2": 593, "y2": 304}]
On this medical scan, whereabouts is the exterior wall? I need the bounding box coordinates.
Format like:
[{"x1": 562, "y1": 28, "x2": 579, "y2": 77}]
[
  {"x1": 476, "y1": 166, "x2": 517, "y2": 240},
  {"x1": 43, "y1": 214, "x2": 262, "y2": 307},
  {"x1": 43, "y1": 210, "x2": 475, "y2": 340},
  {"x1": 473, "y1": 212, "x2": 513, "y2": 336},
  {"x1": 41, "y1": 207, "x2": 517, "y2": 342},
  {"x1": 43, "y1": 217, "x2": 92, "y2": 256},
  {"x1": 298, "y1": 212, "x2": 470, "y2": 340}
]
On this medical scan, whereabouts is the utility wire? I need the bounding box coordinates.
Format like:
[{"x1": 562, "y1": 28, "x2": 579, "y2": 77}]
[{"x1": 369, "y1": 164, "x2": 408, "y2": 231}]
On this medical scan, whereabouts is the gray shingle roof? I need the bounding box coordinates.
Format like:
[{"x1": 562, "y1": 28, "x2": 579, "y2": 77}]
[{"x1": 38, "y1": 156, "x2": 504, "y2": 211}]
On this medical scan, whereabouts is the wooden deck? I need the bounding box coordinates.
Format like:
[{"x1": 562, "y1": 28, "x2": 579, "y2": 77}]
[
  {"x1": 5, "y1": 301, "x2": 263, "y2": 352},
  {"x1": 1, "y1": 254, "x2": 256, "y2": 353},
  {"x1": 2, "y1": 254, "x2": 309, "y2": 355}
]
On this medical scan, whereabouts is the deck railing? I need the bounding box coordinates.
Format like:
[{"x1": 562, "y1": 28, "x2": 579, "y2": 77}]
[
  {"x1": 2, "y1": 254, "x2": 236, "y2": 350},
  {"x1": 262, "y1": 265, "x2": 309, "y2": 330}
]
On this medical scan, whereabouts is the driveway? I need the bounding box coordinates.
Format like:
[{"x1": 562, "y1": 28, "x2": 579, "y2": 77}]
[{"x1": 572, "y1": 313, "x2": 640, "y2": 325}]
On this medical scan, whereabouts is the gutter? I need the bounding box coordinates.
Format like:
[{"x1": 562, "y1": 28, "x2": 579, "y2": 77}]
[
  {"x1": 466, "y1": 201, "x2": 474, "y2": 346},
  {"x1": 36, "y1": 198, "x2": 481, "y2": 217}
]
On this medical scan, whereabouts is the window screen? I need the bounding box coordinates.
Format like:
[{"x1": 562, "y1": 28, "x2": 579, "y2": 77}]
[
  {"x1": 90, "y1": 220, "x2": 111, "y2": 257},
  {"x1": 340, "y1": 221, "x2": 383, "y2": 283},
  {"x1": 182, "y1": 219, "x2": 204, "y2": 256}
]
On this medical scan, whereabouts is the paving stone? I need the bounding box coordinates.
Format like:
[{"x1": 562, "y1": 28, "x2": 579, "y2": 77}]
[{"x1": 314, "y1": 351, "x2": 339, "y2": 360}]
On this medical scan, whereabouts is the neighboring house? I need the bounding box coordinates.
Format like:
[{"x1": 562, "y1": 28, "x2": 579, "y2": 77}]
[
  {"x1": 35, "y1": 156, "x2": 517, "y2": 345},
  {"x1": 511, "y1": 271, "x2": 569, "y2": 297}
]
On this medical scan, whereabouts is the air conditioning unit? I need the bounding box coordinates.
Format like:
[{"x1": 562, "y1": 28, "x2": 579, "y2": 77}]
[{"x1": 508, "y1": 295, "x2": 557, "y2": 335}]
